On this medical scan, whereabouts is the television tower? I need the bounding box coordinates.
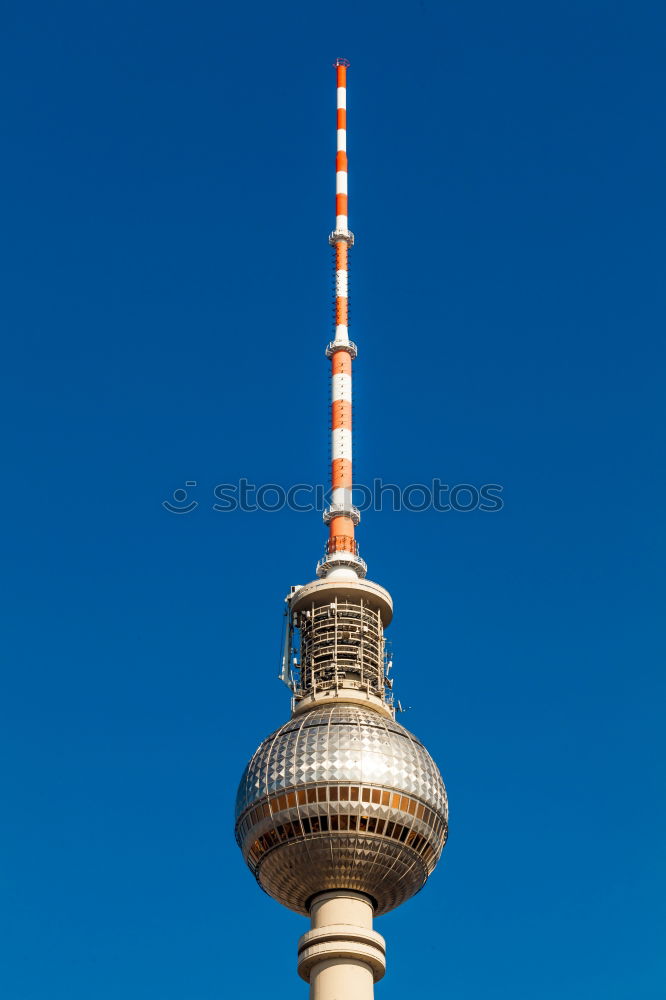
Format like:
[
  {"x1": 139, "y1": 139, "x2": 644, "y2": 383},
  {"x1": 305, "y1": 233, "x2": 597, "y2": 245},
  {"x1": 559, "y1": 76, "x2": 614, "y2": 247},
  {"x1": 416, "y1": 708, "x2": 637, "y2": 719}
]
[{"x1": 235, "y1": 60, "x2": 448, "y2": 999}]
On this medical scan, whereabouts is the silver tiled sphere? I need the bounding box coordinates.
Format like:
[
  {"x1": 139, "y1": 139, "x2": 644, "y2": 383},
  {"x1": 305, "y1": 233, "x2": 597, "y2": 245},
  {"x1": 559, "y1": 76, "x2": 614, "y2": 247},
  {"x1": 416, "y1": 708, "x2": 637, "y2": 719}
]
[{"x1": 235, "y1": 703, "x2": 448, "y2": 915}]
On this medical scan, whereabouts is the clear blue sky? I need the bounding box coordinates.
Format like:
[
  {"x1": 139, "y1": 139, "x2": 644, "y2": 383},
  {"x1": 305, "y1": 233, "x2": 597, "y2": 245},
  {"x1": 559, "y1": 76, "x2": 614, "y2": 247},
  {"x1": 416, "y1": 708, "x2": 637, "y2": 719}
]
[{"x1": 2, "y1": 1, "x2": 664, "y2": 997}]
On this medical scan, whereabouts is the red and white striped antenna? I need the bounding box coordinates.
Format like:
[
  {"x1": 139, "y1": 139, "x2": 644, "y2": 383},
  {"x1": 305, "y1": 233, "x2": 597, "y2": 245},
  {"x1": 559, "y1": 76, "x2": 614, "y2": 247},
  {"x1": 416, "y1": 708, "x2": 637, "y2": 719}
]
[{"x1": 318, "y1": 58, "x2": 366, "y2": 581}]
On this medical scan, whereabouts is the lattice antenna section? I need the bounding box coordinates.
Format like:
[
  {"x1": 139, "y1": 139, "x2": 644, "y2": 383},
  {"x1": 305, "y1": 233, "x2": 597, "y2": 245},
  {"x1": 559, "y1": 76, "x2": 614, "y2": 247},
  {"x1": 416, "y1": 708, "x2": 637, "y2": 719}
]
[{"x1": 294, "y1": 597, "x2": 386, "y2": 700}]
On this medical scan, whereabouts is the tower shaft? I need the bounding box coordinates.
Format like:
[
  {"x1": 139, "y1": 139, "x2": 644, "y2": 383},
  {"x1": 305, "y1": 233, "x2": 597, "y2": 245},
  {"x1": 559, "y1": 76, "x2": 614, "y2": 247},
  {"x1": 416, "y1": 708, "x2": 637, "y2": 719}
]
[
  {"x1": 235, "y1": 58, "x2": 449, "y2": 1000},
  {"x1": 297, "y1": 892, "x2": 386, "y2": 1000}
]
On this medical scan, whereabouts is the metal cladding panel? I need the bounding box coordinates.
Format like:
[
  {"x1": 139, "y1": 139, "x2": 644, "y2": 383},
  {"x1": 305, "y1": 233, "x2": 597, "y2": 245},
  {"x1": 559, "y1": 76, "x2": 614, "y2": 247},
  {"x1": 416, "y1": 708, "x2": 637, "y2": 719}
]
[
  {"x1": 256, "y1": 835, "x2": 429, "y2": 915},
  {"x1": 236, "y1": 704, "x2": 447, "y2": 819}
]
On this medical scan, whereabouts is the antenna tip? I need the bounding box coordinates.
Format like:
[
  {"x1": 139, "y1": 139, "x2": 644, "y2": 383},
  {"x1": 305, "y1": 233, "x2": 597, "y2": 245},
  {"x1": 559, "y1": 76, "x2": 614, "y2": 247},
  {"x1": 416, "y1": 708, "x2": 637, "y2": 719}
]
[{"x1": 334, "y1": 57, "x2": 350, "y2": 68}]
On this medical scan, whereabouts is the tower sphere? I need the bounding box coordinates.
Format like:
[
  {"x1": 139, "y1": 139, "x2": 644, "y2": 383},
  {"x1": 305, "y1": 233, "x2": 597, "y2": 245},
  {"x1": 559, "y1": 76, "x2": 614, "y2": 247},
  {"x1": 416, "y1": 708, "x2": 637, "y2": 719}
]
[{"x1": 235, "y1": 703, "x2": 448, "y2": 915}]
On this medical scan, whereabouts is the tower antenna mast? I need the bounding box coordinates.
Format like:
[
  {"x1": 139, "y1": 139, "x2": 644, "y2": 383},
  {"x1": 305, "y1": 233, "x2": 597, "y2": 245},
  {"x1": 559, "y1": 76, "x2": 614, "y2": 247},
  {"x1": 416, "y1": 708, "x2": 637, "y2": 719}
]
[{"x1": 320, "y1": 57, "x2": 364, "y2": 579}]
